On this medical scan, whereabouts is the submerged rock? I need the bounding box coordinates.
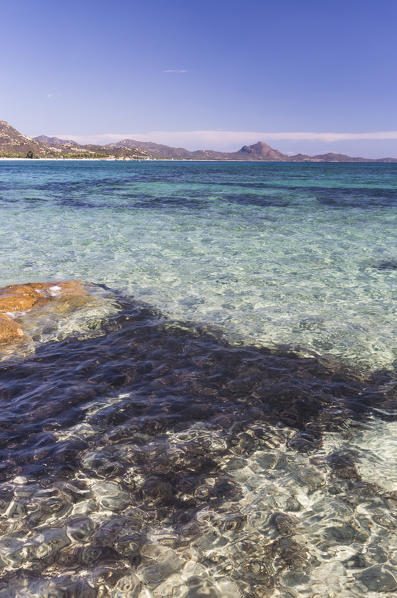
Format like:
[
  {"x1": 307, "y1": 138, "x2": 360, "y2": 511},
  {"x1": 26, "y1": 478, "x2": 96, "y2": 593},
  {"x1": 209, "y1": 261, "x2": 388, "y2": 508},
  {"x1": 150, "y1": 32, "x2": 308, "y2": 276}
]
[
  {"x1": 111, "y1": 573, "x2": 141, "y2": 597},
  {"x1": 0, "y1": 315, "x2": 24, "y2": 343},
  {"x1": 270, "y1": 511, "x2": 299, "y2": 536},
  {"x1": 357, "y1": 565, "x2": 397, "y2": 592},
  {"x1": 0, "y1": 280, "x2": 88, "y2": 312},
  {"x1": 0, "y1": 280, "x2": 89, "y2": 345},
  {"x1": 0, "y1": 286, "x2": 396, "y2": 597}
]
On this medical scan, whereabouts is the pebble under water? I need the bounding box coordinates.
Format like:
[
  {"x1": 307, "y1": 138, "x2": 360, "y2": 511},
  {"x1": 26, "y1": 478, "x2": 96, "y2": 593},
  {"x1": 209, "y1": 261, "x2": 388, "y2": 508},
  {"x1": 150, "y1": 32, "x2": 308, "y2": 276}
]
[{"x1": 0, "y1": 287, "x2": 396, "y2": 597}]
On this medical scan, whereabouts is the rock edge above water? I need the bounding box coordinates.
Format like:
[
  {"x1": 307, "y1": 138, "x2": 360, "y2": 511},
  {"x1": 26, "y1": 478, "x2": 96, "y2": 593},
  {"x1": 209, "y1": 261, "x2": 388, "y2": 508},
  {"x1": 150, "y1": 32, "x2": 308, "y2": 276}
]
[{"x1": 0, "y1": 280, "x2": 88, "y2": 344}]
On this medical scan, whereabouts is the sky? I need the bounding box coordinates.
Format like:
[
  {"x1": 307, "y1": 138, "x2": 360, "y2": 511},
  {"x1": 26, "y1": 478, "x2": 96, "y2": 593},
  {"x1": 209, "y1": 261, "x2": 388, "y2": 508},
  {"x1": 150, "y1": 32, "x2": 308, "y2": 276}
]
[{"x1": 1, "y1": 0, "x2": 397, "y2": 157}]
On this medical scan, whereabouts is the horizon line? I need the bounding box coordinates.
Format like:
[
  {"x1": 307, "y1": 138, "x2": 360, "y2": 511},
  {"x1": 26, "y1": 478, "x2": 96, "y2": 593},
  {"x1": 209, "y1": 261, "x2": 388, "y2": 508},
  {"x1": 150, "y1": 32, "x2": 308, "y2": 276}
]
[
  {"x1": 50, "y1": 129, "x2": 397, "y2": 146},
  {"x1": 39, "y1": 129, "x2": 397, "y2": 156}
]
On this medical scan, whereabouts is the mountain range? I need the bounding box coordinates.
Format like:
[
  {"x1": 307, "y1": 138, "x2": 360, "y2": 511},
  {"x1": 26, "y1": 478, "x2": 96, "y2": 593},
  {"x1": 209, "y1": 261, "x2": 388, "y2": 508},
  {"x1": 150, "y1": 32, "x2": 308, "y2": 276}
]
[
  {"x1": 102, "y1": 138, "x2": 397, "y2": 162},
  {"x1": 0, "y1": 122, "x2": 150, "y2": 160},
  {"x1": 1, "y1": 120, "x2": 397, "y2": 162}
]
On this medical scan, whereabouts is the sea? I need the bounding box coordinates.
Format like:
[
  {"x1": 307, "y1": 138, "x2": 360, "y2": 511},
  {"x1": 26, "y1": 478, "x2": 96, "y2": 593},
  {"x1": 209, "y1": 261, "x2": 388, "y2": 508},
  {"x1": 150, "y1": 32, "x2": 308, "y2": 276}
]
[{"x1": 0, "y1": 160, "x2": 396, "y2": 597}]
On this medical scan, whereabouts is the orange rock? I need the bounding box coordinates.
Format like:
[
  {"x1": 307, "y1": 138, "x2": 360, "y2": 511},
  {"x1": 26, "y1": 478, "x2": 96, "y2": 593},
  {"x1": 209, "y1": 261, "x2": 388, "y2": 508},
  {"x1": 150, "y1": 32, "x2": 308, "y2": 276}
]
[
  {"x1": 57, "y1": 280, "x2": 88, "y2": 296},
  {"x1": 23, "y1": 280, "x2": 88, "y2": 298},
  {"x1": 0, "y1": 284, "x2": 39, "y2": 312},
  {"x1": 0, "y1": 280, "x2": 90, "y2": 347},
  {"x1": 0, "y1": 280, "x2": 88, "y2": 313},
  {"x1": 0, "y1": 315, "x2": 24, "y2": 343}
]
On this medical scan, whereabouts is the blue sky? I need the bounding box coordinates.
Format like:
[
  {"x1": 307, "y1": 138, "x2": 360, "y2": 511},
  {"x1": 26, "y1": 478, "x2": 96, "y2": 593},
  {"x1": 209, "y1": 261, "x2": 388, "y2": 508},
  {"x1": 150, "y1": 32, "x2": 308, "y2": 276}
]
[{"x1": 1, "y1": 0, "x2": 397, "y2": 156}]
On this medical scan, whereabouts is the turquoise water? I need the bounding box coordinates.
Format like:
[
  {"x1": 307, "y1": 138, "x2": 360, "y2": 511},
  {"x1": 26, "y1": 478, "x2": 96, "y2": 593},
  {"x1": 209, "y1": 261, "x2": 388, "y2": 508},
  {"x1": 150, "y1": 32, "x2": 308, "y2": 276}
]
[
  {"x1": 0, "y1": 160, "x2": 396, "y2": 370},
  {"x1": 0, "y1": 160, "x2": 397, "y2": 597}
]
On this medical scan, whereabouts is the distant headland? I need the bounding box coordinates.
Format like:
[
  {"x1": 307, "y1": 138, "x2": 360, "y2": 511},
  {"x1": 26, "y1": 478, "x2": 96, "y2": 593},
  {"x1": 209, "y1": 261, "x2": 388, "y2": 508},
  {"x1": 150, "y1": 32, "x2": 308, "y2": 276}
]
[{"x1": 1, "y1": 120, "x2": 397, "y2": 162}]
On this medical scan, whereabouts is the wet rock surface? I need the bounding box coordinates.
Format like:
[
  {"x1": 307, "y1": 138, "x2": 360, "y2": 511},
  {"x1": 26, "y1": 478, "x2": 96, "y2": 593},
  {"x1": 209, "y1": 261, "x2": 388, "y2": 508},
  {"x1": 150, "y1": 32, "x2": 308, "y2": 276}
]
[
  {"x1": 0, "y1": 287, "x2": 395, "y2": 596},
  {"x1": 0, "y1": 280, "x2": 90, "y2": 345},
  {"x1": 0, "y1": 315, "x2": 23, "y2": 343},
  {"x1": 357, "y1": 566, "x2": 397, "y2": 593}
]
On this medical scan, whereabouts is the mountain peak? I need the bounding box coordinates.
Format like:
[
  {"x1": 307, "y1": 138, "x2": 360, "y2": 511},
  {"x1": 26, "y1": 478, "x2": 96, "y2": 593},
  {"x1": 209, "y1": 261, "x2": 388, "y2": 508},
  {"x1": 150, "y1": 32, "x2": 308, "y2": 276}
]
[
  {"x1": 0, "y1": 120, "x2": 35, "y2": 148},
  {"x1": 238, "y1": 141, "x2": 286, "y2": 160},
  {"x1": 2, "y1": 121, "x2": 397, "y2": 162},
  {"x1": 34, "y1": 135, "x2": 77, "y2": 146},
  {"x1": 241, "y1": 141, "x2": 273, "y2": 152}
]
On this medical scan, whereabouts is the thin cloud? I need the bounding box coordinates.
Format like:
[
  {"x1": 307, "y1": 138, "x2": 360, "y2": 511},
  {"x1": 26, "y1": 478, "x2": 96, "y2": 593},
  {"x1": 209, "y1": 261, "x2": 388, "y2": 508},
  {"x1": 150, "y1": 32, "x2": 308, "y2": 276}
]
[
  {"x1": 162, "y1": 69, "x2": 187, "y2": 73},
  {"x1": 56, "y1": 130, "x2": 397, "y2": 150},
  {"x1": 263, "y1": 131, "x2": 397, "y2": 142}
]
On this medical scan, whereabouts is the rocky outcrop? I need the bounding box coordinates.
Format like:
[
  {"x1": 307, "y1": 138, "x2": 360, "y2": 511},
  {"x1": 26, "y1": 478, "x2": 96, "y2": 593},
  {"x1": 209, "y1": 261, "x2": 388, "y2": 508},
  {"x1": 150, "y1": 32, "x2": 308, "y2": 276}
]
[
  {"x1": 34, "y1": 135, "x2": 78, "y2": 147},
  {"x1": 239, "y1": 141, "x2": 286, "y2": 160},
  {"x1": 0, "y1": 121, "x2": 151, "y2": 159},
  {"x1": 0, "y1": 315, "x2": 24, "y2": 342},
  {"x1": 0, "y1": 120, "x2": 48, "y2": 157},
  {"x1": 0, "y1": 281, "x2": 88, "y2": 344}
]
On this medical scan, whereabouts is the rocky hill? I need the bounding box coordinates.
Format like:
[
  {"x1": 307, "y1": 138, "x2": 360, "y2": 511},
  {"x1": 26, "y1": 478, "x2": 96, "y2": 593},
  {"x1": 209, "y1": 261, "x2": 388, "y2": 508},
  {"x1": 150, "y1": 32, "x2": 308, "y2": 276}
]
[
  {"x1": 108, "y1": 138, "x2": 288, "y2": 161},
  {"x1": 110, "y1": 138, "x2": 193, "y2": 159},
  {"x1": 238, "y1": 141, "x2": 286, "y2": 160},
  {"x1": 34, "y1": 135, "x2": 78, "y2": 147},
  {"x1": 1, "y1": 121, "x2": 397, "y2": 162},
  {"x1": 110, "y1": 137, "x2": 397, "y2": 162},
  {"x1": 0, "y1": 121, "x2": 151, "y2": 159},
  {"x1": 0, "y1": 121, "x2": 51, "y2": 157}
]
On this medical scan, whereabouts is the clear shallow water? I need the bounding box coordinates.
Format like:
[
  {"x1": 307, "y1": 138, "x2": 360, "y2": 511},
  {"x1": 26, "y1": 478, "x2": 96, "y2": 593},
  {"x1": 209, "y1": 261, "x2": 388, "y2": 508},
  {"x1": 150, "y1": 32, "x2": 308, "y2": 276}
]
[
  {"x1": 0, "y1": 160, "x2": 396, "y2": 370},
  {"x1": 0, "y1": 161, "x2": 396, "y2": 597}
]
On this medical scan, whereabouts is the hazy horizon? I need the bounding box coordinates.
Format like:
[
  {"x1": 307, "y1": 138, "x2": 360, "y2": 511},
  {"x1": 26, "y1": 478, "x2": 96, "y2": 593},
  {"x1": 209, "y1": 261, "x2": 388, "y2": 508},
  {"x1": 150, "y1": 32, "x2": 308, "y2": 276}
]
[{"x1": 35, "y1": 129, "x2": 397, "y2": 158}]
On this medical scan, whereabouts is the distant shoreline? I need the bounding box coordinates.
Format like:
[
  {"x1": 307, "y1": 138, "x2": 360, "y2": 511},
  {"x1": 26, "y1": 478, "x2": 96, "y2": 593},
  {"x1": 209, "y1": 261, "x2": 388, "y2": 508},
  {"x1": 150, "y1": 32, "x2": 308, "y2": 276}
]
[
  {"x1": 1, "y1": 157, "x2": 397, "y2": 164},
  {"x1": 2, "y1": 121, "x2": 397, "y2": 163}
]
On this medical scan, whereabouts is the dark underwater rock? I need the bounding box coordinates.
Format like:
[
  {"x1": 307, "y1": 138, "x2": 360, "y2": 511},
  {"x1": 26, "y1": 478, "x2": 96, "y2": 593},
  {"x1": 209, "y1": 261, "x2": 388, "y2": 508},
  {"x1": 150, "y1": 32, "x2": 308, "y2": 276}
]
[
  {"x1": 0, "y1": 289, "x2": 395, "y2": 596},
  {"x1": 373, "y1": 259, "x2": 397, "y2": 271},
  {"x1": 357, "y1": 565, "x2": 397, "y2": 592}
]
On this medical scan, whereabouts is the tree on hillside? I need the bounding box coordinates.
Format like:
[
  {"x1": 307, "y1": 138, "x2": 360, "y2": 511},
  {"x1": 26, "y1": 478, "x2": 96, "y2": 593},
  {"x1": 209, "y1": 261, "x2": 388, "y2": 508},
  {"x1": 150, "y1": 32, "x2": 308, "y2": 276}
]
[{"x1": 26, "y1": 150, "x2": 34, "y2": 159}]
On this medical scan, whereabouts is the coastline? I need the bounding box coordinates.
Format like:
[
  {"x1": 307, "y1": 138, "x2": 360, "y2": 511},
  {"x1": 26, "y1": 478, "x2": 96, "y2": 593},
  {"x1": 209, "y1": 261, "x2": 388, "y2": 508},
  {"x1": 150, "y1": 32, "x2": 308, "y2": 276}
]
[{"x1": 1, "y1": 157, "x2": 397, "y2": 163}]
